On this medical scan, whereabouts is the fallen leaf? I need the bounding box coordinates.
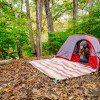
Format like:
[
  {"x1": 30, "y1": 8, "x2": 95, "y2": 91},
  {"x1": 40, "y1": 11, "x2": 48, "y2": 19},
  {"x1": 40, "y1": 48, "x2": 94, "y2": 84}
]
[
  {"x1": 6, "y1": 88, "x2": 11, "y2": 93},
  {"x1": 11, "y1": 96, "x2": 17, "y2": 100}
]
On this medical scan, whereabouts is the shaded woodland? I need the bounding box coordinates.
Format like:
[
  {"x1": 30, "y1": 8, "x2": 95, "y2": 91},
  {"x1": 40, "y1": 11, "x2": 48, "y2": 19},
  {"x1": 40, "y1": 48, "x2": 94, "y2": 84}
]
[
  {"x1": 0, "y1": 0, "x2": 100, "y2": 59},
  {"x1": 0, "y1": 0, "x2": 100, "y2": 99}
]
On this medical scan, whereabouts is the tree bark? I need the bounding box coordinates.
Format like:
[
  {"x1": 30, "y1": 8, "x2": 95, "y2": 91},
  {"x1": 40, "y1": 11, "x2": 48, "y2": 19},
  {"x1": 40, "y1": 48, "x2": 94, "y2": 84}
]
[
  {"x1": 73, "y1": 0, "x2": 78, "y2": 34},
  {"x1": 25, "y1": 0, "x2": 36, "y2": 56},
  {"x1": 17, "y1": 45, "x2": 23, "y2": 58},
  {"x1": 73, "y1": 0, "x2": 78, "y2": 20},
  {"x1": 0, "y1": 59, "x2": 14, "y2": 65},
  {"x1": 44, "y1": 0, "x2": 54, "y2": 33},
  {"x1": 0, "y1": 49, "x2": 4, "y2": 60},
  {"x1": 44, "y1": 0, "x2": 54, "y2": 55},
  {"x1": 17, "y1": 0, "x2": 23, "y2": 59},
  {"x1": 35, "y1": 0, "x2": 43, "y2": 57}
]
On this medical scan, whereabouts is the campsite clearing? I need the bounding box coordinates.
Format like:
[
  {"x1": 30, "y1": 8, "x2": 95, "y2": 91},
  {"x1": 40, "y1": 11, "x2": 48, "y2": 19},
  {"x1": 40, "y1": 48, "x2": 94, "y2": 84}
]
[{"x1": 0, "y1": 55, "x2": 100, "y2": 100}]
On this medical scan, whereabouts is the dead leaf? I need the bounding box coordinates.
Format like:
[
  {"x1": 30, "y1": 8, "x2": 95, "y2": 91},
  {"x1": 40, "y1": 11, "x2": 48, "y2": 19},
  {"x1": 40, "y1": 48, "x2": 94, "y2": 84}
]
[
  {"x1": 11, "y1": 96, "x2": 17, "y2": 100},
  {"x1": 6, "y1": 88, "x2": 11, "y2": 93}
]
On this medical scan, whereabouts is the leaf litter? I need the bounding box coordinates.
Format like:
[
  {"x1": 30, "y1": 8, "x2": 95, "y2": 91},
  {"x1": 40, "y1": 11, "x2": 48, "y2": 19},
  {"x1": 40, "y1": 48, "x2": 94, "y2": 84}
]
[{"x1": 0, "y1": 55, "x2": 100, "y2": 100}]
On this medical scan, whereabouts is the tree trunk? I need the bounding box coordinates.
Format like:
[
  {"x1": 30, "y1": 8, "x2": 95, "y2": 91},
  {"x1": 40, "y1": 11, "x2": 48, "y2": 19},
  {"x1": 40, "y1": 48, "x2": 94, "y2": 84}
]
[
  {"x1": 73, "y1": 0, "x2": 78, "y2": 34},
  {"x1": 17, "y1": 45, "x2": 23, "y2": 58},
  {"x1": 73, "y1": 0, "x2": 78, "y2": 21},
  {"x1": 25, "y1": 0, "x2": 36, "y2": 56},
  {"x1": 17, "y1": 0, "x2": 23, "y2": 59},
  {"x1": 0, "y1": 49, "x2": 4, "y2": 60},
  {"x1": 44, "y1": 0, "x2": 54, "y2": 55},
  {"x1": 35, "y1": 0, "x2": 43, "y2": 57},
  {"x1": 44, "y1": 0, "x2": 54, "y2": 33}
]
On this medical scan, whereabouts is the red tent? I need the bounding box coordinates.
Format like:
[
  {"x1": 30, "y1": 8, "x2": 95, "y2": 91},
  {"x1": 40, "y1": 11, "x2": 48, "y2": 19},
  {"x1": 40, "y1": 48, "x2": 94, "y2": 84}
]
[{"x1": 56, "y1": 34, "x2": 100, "y2": 70}]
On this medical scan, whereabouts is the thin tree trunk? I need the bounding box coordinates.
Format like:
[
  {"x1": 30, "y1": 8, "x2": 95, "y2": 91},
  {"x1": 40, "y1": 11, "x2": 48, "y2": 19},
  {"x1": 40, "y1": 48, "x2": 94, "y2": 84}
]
[
  {"x1": 85, "y1": 0, "x2": 89, "y2": 15},
  {"x1": 0, "y1": 51, "x2": 4, "y2": 60},
  {"x1": 25, "y1": 0, "x2": 36, "y2": 56},
  {"x1": 44, "y1": 0, "x2": 54, "y2": 55},
  {"x1": 17, "y1": 45, "x2": 23, "y2": 58},
  {"x1": 35, "y1": 0, "x2": 43, "y2": 57},
  {"x1": 73, "y1": 0, "x2": 78, "y2": 34},
  {"x1": 73, "y1": 0, "x2": 78, "y2": 21},
  {"x1": 44, "y1": 0, "x2": 54, "y2": 33},
  {"x1": 17, "y1": 0, "x2": 23, "y2": 58}
]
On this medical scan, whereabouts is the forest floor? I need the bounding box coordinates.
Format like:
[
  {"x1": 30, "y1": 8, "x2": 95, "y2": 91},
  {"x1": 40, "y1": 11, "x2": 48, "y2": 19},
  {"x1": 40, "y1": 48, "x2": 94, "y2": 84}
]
[{"x1": 0, "y1": 55, "x2": 100, "y2": 100}]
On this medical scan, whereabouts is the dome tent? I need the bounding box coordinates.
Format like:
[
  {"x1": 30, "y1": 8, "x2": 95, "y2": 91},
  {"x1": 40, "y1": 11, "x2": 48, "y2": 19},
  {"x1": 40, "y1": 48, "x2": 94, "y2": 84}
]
[
  {"x1": 56, "y1": 34, "x2": 100, "y2": 70},
  {"x1": 30, "y1": 34, "x2": 100, "y2": 81}
]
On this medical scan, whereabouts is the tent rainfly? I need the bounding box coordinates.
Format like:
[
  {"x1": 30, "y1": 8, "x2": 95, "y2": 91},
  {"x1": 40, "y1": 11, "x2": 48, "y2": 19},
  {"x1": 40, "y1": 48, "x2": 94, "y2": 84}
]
[{"x1": 56, "y1": 34, "x2": 100, "y2": 70}]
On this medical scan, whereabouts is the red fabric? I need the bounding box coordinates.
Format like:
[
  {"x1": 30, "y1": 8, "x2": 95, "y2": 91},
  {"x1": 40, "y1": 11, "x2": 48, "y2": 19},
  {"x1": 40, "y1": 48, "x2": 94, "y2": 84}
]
[
  {"x1": 71, "y1": 55, "x2": 98, "y2": 69},
  {"x1": 99, "y1": 61, "x2": 100, "y2": 66},
  {"x1": 99, "y1": 61, "x2": 100, "y2": 70},
  {"x1": 78, "y1": 41, "x2": 98, "y2": 69},
  {"x1": 56, "y1": 37, "x2": 99, "y2": 69},
  {"x1": 99, "y1": 40, "x2": 100, "y2": 44},
  {"x1": 98, "y1": 41, "x2": 100, "y2": 70},
  {"x1": 71, "y1": 54, "x2": 80, "y2": 62},
  {"x1": 86, "y1": 34, "x2": 96, "y2": 38},
  {"x1": 88, "y1": 56, "x2": 98, "y2": 69}
]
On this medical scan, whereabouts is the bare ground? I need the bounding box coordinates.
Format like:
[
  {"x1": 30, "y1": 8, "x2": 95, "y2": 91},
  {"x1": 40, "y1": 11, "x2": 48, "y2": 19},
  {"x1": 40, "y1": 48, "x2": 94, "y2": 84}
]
[{"x1": 0, "y1": 55, "x2": 100, "y2": 100}]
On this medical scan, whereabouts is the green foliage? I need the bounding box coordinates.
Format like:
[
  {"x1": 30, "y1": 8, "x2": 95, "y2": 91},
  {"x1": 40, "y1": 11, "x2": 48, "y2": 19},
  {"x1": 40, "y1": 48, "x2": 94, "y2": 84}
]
[
  {"x1": 0, "y1": 0, "x2": 99, "y2": 58},
  {"x1": 23, "y1": 46, "x2": 34, "y2": 58},
  {"x1": 43, "y1": 1, "x2": 100, "y2": 55},
  {"x1": 42, "y1": 42, "x2": 50, "y2": 56},
  {"x1": 42, "y1": 32, "x2": 72, "y2": 55},
  {"x1": 0, "y1": 1, "x2": 29, "y2": 59},
  {"x1": 75, "y1": 2, "x2": 100, "y2": 38},
  {"x1": 52, "y1": 0, "x2": 72, "y2": 21},
  {"x1": 63, "y1": 2, "x2": 100, "y2": 38}
]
